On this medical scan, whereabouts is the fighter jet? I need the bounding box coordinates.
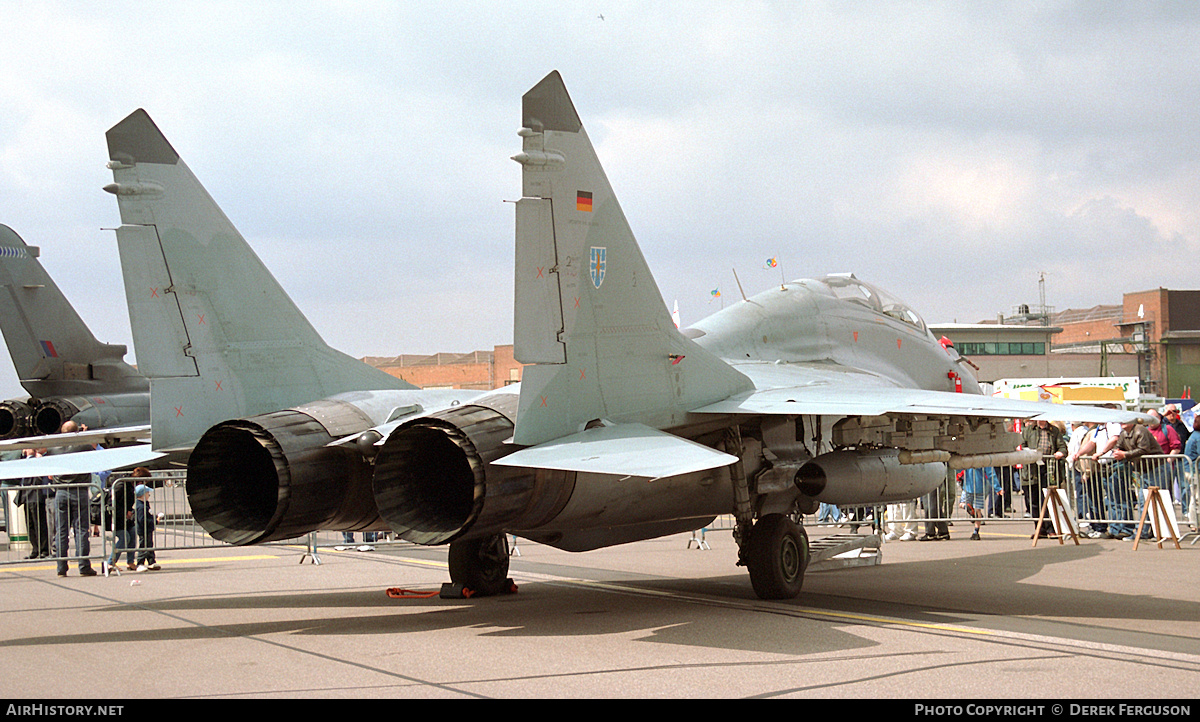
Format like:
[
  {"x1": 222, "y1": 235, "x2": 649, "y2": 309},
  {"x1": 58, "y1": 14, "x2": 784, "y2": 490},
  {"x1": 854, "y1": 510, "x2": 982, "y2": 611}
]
[
  {"x1": 96, "y1": 109, "x2": 483, "y2": 544},
  {"x1": 362, "y1": 71, "x2": 1147, "y2": 600},
  {"x1": 0, "y1": 225, "x2": 150, "y2": 446}
]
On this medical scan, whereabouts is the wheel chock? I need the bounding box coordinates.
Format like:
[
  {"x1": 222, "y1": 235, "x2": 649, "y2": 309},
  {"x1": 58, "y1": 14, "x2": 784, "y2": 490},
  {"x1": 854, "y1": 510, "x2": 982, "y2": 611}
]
[{"x1": 438, "y1": 579, "x2": 519, "y2": 599}]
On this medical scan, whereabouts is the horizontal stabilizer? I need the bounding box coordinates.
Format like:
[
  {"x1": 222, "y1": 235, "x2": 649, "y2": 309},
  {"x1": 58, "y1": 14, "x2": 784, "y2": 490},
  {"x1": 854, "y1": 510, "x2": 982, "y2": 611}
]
[
  {"x1": 493, "y1": 422, "x2": 737, "y2": 481},
  {"x1": 0, "y1": 423, "x2": 151, "y2": 453},
  {"x1": 0, "y1": 444, "x2": 163, "y2": 480}
]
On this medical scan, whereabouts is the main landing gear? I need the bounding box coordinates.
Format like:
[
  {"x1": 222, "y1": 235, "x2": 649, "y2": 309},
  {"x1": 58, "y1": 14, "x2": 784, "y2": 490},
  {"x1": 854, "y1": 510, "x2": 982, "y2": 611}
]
[
  {"x1": 441, "y1": 533, "x2": 517, "y2": 599},
  {"x1": 743, "y1": 513, "x2": 810, "y2": 600}
]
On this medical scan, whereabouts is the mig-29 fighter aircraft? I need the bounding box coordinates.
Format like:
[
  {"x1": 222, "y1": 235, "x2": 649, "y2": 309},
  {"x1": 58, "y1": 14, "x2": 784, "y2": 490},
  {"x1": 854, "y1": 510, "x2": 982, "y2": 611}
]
[
  {"x1": 164, "y1": 72, "x2": 1143, "y2": 600},
  {"x1": 360, "y1": 71, "x2": 1147, "y2": 600}
]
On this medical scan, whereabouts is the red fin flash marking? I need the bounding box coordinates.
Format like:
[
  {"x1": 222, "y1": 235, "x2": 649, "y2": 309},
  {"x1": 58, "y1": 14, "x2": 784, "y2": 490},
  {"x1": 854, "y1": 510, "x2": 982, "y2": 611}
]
[
  {"x1": 853, "y1": 331, "x2": 858, "y2": 342},
  {"x1": 897, "y1": 339, "x2": 902, "y2": 349}
]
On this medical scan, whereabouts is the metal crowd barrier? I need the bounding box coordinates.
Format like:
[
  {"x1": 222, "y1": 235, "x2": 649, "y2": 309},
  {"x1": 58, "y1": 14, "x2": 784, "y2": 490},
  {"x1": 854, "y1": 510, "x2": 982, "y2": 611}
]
[
  {"x1": 4, "y1": 449, "x2": 1197, "y2": 568},
  {"x1": 688, "y1": 452, "x2": 1199, "y2": 547},
  {"x1": 0, "y1": 469, "x2": 412, "y2": 570}
]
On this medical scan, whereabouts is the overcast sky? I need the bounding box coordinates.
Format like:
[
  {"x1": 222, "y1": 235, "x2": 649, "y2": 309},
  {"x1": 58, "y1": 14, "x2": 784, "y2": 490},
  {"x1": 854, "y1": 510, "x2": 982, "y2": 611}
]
[{"x1": 2, "y1": 2, "x2": 1199, "y2": 399}]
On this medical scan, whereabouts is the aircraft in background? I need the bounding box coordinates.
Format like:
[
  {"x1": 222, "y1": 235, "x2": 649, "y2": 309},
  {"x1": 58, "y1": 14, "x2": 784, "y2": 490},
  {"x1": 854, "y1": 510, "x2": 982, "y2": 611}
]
[
  {"x1": 92, "y1": 108, "x2": 484, "y2": 543},
  {"x1": 0, "y1": 225, "x2": 150, "y2": 449},
  {"x1": 361, "y1": 71, "x2": 1146, "y2": 599}
]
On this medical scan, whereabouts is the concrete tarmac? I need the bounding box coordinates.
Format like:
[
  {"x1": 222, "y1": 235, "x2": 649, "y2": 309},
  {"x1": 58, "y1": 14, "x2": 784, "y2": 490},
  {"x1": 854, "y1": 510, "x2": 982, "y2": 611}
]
[{"x1": 0, "y1": 524, "x2": 1197, "y2": 699}]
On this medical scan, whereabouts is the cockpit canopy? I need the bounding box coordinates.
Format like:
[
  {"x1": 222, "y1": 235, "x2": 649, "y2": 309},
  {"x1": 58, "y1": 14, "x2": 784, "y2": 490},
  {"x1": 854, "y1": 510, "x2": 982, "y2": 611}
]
[{"x1": 809, "y1": 273, "x2": 928, "y2": 333}]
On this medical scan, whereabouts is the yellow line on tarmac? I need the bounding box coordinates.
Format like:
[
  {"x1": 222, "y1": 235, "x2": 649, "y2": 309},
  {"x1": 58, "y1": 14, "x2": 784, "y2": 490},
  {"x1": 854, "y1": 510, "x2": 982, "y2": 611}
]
[
  {"x1": 796, "y1": 607, "x2": 998, "y2": 635},
  {"x1": 393, "y1": 557, "x2": 448, "y2": 569},
  {"x1": 0, "y1": 554, "x2": 278, "y2": 573}
]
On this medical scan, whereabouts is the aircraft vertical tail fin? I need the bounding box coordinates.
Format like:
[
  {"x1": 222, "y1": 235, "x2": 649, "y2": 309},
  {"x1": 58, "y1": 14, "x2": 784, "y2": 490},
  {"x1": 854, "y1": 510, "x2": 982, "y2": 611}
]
[
  {"x1": 510, "y1": 72, "x2": 751, "y2": 447},
  {"x1": 0, "y1": 224, "x2": 145, "y2": 398},
  {"x1": 104, "y1": 110, "x2": 413, "y2": 450}
]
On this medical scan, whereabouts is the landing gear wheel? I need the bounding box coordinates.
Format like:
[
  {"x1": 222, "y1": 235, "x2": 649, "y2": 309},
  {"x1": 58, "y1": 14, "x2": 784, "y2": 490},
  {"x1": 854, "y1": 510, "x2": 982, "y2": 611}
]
[
  {"x1": 745, "y1": 514, "x2": 809, "y2": 600},
  {"x1": 448, "y1": 534, "x2": 511, "y2": 597}
]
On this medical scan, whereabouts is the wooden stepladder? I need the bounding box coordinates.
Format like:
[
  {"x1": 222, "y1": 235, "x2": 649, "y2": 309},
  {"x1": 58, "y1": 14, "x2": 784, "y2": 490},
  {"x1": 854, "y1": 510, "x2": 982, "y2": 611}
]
[
  {"x1": 1133, "y1": 486, "x2": 1182, "y2": 550},
  {"x1": 1032, "y1": 485, "x2": 1080, "y2": 547}
]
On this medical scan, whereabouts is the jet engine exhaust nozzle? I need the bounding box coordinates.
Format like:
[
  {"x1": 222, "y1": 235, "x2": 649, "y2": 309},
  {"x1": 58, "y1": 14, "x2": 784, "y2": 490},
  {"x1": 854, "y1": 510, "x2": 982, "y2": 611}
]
[
  {"x1": 186, "y1": 408, "x2": 381, "y2": 545},
  {"x1": 372, "y1": 403, "x2": 568, "y2": 546}
]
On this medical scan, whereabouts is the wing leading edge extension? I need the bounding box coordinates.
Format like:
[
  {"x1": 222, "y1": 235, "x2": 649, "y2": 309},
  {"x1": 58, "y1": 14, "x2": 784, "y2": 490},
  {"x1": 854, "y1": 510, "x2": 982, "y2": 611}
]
[{"x1": 692, "y1": 363, "x2": 1149, "y2": 424}]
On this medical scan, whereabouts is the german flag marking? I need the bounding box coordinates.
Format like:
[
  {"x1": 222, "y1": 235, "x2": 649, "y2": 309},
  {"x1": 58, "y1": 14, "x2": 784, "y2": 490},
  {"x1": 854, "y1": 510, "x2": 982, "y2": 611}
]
[{"x1": 576, "y1": 190, "x2": 593, "y2": 212}]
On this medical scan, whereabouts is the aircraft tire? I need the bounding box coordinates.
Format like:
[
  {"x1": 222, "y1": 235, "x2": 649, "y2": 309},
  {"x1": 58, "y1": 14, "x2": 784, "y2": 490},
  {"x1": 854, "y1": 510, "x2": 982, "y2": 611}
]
[
  {"x1": 448, "y1": 534, "x2": 511, "y2": 596},
  {"x1": 746, "y1": 514, "x2": 809, "y2": 600}
]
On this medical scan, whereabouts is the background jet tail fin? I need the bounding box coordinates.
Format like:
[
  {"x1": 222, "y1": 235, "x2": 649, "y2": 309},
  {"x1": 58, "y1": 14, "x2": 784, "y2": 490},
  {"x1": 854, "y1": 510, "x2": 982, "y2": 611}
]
[
  {"x1": 105, "y1": 109, "x2": 413, "y2": 449},
  {"x1": 510, "y1": 72, "x2": 751, "y2": 447},
  {"x1": 0, "y1": 224, "x2": 145, "y2": 398}
]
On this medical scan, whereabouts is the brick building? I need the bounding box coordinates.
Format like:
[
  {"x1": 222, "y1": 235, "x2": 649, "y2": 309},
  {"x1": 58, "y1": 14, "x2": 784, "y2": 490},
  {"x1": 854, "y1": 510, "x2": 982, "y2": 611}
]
[
  {"x1": 362, "y1": 345, "x2": 524, "y2": 390},
  {"x1": 938, "y1": 288, "x2": 1200, "y2": 398}
]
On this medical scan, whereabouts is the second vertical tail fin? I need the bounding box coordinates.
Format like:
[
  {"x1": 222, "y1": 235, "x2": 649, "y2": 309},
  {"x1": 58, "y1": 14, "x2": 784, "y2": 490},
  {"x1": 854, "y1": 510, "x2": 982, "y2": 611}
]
[
  {"x1": 0, "y1": 224, "x2": 146, "y2": 399},
  {"x1": 104, "y1": 110, "x2": 413, "y2": 449}
]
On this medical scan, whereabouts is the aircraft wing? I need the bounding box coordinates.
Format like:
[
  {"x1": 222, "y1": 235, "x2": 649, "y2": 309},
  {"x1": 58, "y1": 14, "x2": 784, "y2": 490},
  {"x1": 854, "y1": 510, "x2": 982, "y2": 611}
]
[
  {"x1": 691, "y1": 363, "x2": 1149, "y2": 424},
  {"x1": 492, "y1": 422, "x2": 738, "y2": 481},
  {"x1": 0, "y1": 424, "x2": 152, "y2": 453},
  {"x1": 0, "y1": 444, "x2": 164, "y2": 481}
]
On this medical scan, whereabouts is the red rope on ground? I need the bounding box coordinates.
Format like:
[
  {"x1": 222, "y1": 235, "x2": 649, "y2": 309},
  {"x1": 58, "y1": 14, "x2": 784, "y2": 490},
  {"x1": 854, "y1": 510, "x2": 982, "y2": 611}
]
[{"x1": 385, "y1": 588, "x2": 441, "y2": 599}]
